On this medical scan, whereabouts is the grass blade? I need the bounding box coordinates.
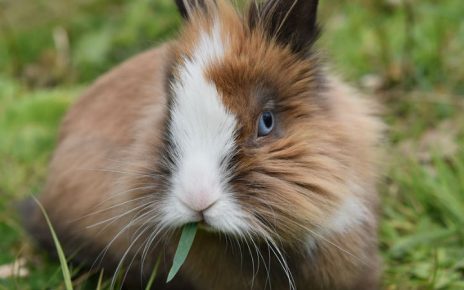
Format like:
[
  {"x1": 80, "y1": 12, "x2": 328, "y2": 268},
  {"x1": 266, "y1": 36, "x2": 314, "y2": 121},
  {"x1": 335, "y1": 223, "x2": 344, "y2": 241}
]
[
  {"x1": 166, "y1": 223, "x2": 197, "y2": 283},
  {"x1": 96, "y1": 269, "x2": 104, "y2": 290},
  {"x1": 145, "y1": 255, "x2": 161, "y2": 290},
  {"x1": 33, "y1": 197, "x2": 74, "y2": 290}
]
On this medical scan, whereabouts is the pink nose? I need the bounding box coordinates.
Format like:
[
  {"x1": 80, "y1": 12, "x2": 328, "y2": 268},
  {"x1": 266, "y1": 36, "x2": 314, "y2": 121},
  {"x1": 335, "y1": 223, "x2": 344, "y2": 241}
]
[{"x1": 180, "y1": 191, "x2": 218, "y2": 213}]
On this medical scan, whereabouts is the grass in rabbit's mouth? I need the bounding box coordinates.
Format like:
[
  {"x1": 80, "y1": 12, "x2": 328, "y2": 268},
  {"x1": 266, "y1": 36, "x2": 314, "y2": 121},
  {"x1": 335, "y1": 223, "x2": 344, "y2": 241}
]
[{"x1": 166, "y1": 223, "x2": 198, "y2": 282}]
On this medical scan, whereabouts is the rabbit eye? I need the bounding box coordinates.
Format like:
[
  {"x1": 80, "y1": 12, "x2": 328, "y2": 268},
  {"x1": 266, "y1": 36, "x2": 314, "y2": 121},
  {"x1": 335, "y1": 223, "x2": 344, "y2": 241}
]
[{"x1": 257, "y1": 111, "x2": 274, "y2": 137}]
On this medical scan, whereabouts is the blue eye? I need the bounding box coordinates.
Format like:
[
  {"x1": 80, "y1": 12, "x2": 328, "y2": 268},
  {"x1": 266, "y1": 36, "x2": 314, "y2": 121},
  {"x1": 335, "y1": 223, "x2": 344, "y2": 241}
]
[{"x1": 257, "y1": 111, "x2": 275, "y2": 137}]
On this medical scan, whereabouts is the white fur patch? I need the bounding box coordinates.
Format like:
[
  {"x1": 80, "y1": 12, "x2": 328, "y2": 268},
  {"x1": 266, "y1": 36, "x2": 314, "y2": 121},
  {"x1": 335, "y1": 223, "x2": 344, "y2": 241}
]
[
  {"x1": 327, "y1": 196, "x2": 371, "y2": 234},
  {"x1": 162, "y1": 21, "x2": 250, "y2": 234},
  {"x1": 306, "y1": 195, "x2": 371, "y2": 255}
]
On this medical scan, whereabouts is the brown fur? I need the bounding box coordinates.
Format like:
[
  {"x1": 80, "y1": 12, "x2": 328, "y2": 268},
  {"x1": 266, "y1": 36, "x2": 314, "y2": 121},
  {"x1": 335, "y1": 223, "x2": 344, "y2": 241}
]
[{"x1": 24, "y1": 1, "x2": 383, "y2": 289}]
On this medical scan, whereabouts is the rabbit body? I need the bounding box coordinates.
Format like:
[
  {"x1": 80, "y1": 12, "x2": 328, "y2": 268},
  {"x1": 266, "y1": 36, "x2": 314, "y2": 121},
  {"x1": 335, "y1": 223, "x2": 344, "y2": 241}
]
[{"x1": 24, "y1": 1, "x2": 383, "y2": 289}]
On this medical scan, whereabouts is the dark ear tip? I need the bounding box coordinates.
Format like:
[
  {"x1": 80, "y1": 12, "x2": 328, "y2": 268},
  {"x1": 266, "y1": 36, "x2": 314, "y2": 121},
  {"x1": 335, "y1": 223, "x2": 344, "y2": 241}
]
[
  {"x1": 175, "y1": 0, "x2": 209, "y2": 19},
  {"x1": 248, "y1": 0, "x2": 320, "y2": 56},
  {"x1": 175, "y1": 0, "x2": 189, "y2": 18}
]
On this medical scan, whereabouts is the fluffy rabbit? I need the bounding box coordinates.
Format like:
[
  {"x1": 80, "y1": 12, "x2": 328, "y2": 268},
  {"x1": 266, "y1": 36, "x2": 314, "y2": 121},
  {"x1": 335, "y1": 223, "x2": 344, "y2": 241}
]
[{"x1": 23, "y1": 0, "x2": 384, "y2": 289}]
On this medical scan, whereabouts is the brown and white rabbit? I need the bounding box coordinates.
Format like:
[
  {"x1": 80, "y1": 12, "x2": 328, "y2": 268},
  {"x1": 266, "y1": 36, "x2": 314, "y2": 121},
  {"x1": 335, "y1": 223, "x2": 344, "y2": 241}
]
[{"x1": 23, "y1": 0, "x2": 384, "y2": 289}]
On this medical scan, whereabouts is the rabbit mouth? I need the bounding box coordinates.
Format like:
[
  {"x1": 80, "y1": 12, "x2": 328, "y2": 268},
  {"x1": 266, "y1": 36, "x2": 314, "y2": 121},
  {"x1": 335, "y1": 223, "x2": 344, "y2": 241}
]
[{"x1": 197, "y1": 221, "x2": 215, "y2": 232}]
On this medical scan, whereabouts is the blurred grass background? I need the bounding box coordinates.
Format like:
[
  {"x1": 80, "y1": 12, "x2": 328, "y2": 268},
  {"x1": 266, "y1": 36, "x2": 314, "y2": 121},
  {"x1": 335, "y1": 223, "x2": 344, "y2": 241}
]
[{"x1": 0, "y1": 0, "x2": 463, "y2": 289}]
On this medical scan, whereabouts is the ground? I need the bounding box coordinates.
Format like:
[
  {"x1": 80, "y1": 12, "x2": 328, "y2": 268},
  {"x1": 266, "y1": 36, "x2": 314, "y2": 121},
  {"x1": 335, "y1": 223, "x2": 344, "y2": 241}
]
[{"x1": 0, "y1": 0, "x2": 463, "y2": 289}]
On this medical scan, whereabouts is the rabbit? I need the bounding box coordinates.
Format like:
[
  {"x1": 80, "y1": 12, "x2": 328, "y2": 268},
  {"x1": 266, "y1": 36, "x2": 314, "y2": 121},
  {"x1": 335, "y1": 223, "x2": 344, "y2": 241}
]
[{"x1": 22, "y1": 0, "x2": 384, "y2": 289}]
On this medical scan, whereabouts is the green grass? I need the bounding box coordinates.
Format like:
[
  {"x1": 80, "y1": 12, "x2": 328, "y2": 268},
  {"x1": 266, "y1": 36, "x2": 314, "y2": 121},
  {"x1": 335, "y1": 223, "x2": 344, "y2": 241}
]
[
  {"x1": 34, "y1": 198, "x2": 73, "y2": 290},
  {"x1": 0, "y1": 0, "x2": 463, "y2": 289},
  {"x1": 166, "y1": 223, "x2": 198, "y2": 283}
]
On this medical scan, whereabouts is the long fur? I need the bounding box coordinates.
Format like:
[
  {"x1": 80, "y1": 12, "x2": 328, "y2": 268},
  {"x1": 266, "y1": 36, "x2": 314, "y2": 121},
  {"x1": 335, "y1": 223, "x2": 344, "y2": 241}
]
[{"x1": 23, "y1": 1, "x2": 383, "y2": 289}]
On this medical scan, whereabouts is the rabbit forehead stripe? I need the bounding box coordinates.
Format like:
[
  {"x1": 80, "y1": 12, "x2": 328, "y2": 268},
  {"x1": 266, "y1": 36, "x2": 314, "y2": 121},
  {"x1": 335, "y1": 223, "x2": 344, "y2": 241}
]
[{"x1": 165, "y1": 19, "x2": 250, "y2": 233}]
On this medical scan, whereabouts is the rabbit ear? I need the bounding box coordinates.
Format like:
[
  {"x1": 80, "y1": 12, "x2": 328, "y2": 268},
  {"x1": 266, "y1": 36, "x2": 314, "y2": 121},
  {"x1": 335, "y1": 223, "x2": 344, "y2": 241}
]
[
  {"x1": 248, "y1": 0, "x2": 320, "y2": 56},
  {"x1": 175, "y1": 0, "x2": 210, "y2": 19}
]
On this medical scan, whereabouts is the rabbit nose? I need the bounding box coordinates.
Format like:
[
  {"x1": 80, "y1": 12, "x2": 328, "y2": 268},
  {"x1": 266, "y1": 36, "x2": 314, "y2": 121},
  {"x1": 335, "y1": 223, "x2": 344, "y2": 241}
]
[{"x1": 180, "y1": 191, "x2": 219, "y2": 213}]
